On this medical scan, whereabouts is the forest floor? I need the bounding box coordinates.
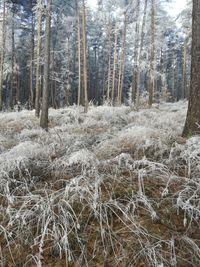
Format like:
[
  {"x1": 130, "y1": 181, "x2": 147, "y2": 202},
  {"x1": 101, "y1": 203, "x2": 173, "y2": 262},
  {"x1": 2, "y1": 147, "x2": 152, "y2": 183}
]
[{"x1": 0, "y1": 101, "x2": 200, "y2": 267}]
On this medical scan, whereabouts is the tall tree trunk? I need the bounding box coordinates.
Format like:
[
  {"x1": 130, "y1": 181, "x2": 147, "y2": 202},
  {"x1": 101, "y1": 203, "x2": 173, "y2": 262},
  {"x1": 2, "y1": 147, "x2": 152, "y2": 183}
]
[
  {"x1": 82, "y1": 0, "x2": 88, "y2": 112},
  {"x1": 111, "y1": 25, "x2": 118, "y2": 104},
  {"x1": 132, "y1": 0, "x2": 140, "y2": 104},
  {"x1": 10, "y1": 4, "x2": 15, "y2": 110},
  {"x1": 76, "y1": 4, "x2": 82, "y2": 106},
  {"x1": 0, "y1": 0, "x2": 6, "y2": 111},
  {"x1": 30, "y1": 1, "x2": 35, "y2": 109},
  {"x1": 118, "y1": 14, "x2": 127, "y2": 104},
  {"x1": 40, "y1": 0, "x2": 52, "y2": 130},
  {"x1": 135, "y1": 0, "x2": 148, "y2": 109},
  {"x1": 183, "y1": 0, "x2": 200, "y2": 136},
  {"x1": 35, "y1": 0, "x2": 43, "y2": 117},
  {"x1": 149, "y1": 0, "x2": 156, "y2": 107},
  {"x1": 107, "y1": 18, "x2": 112, "y2": 102}
]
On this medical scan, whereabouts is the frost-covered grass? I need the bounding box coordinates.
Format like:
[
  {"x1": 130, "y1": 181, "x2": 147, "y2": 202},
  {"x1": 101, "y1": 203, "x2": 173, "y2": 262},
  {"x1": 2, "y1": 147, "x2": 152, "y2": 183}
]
[{"x1": 0, "y1": 101, "x2": 200, "y2": 266}]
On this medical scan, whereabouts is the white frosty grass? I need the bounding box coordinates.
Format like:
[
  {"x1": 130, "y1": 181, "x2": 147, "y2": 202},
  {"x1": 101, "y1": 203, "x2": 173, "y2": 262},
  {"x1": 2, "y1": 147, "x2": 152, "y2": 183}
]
[{"x1": 0, "y1": 101, "x2": 200, "y2": 266}]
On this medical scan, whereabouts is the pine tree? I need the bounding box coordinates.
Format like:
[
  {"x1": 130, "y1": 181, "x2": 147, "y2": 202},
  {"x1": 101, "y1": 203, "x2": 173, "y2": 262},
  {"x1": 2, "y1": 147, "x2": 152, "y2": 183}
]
[{"x1": 183, "y1": 0, "x2": 200, "y2": 136}]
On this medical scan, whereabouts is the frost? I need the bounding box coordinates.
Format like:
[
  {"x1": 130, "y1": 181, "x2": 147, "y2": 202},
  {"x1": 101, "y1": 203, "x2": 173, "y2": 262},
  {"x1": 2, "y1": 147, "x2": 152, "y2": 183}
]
[{"x1": 0, "y1": 101, "x2": 200, "y2": 266}]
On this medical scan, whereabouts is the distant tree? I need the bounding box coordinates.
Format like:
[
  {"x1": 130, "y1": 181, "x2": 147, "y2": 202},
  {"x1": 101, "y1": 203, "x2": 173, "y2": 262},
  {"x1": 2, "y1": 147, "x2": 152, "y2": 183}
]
[{"x1": 183, "y1": 0, "x2": 200, "y2": 136}]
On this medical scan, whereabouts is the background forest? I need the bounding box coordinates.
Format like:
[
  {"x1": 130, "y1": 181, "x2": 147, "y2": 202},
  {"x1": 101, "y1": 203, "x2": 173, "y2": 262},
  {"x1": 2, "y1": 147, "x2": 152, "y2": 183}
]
[
  {"x1": 0, "y1": 0, "x2": 192, "y2": 113},
  {"x1": 1, "y1": 1, "x2": 200, "y2": 267}
]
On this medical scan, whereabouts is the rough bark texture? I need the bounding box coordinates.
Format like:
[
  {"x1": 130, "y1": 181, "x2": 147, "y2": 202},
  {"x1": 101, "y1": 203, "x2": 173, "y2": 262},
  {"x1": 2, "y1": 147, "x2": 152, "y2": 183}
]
[
  {"x1": 183, "y1": 0, "x2": 200, "y2": 136},
  {"x1": 40, "y1": 0, "x2": 52, "y2": 130}
]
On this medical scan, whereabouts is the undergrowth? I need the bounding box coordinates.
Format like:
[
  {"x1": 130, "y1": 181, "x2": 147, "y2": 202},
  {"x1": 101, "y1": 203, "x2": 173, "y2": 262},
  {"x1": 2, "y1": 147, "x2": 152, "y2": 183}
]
[{"x1": 0, "y1": 101, "x2": 199, "y2": 267}]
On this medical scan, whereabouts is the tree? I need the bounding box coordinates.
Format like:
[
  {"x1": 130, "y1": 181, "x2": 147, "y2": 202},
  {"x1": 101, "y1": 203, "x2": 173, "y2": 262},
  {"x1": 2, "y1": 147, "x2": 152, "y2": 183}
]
[
  {"x1": 182, "y1": 0, "x2": 200, "y2": 136},
  {"x1": 35, "y1": 0, "x2": 43, "y2": 117},
  {"x1": 0, "y1": 0, "x2": 6, "y2": 110},
  {"x1": 29, "y1": 0, "x2": 35, "y2": 108},
  {"x1": 149, "y1": 0, "x2": 156, "y2": 107},
  {"x1": 40, "y1": 0, "x2": 52, "y2": 130},
  {"x1": 82, "y1": 0, "x2": 88, "y2": 112}
]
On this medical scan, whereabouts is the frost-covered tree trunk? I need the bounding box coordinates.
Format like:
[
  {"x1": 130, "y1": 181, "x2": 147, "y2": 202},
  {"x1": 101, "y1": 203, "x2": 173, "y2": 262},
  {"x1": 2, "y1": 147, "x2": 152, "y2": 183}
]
[
  {"x1": 135, "y1": 0, "x2": 148, "y2": 109},
  {"x1": 107, "y1": 18, "x2": 112, "y2": 101},
  {"x1": 82, "y1": 0, "x2": 88, "y2": 112},
  {"x1": 0, "y1": 0, "x2": 6, "y2": 111},
  {"x1": 132, "y1": 0, "x2": 140, "y2": 104},
  {"x1": 10, "y1": 3, "x2": 15, "y2": 110},
  {"x1": 35, "y1": 0, "x2": 43, "y2": 117},
  {"x1": 76, "y1": 0, "x2": 82, "y2": 106},
  {"x1": 30, "y1": 0, "x2": 35, "y2": 109},
  {"x1": 40, "y1": 0, "x2": 52, "y2": 130},
  {"x1": 149, "y1": 0, "x2": 156, "y2": 107},
  {"x1": 118, "y1": 14, "x2": 127, "y2": 104},
  {"x1": 183, "y1": 0, "x2": 200, "y2": 136},
  {"x1": 111, "y1": 26, "x2": 118, "y2": 104}
]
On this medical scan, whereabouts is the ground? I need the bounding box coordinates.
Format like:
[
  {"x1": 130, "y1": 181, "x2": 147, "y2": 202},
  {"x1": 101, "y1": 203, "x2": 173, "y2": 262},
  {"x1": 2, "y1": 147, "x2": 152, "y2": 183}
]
[{"x1": 0, "y1": 101, "x2": 200, "y2": 267}]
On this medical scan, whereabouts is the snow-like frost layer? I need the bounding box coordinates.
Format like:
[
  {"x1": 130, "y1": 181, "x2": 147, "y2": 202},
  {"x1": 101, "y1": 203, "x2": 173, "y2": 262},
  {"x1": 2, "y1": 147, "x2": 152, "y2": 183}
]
[{"x1": 1, "y1": 101, "x2": 200, "y2": 267}]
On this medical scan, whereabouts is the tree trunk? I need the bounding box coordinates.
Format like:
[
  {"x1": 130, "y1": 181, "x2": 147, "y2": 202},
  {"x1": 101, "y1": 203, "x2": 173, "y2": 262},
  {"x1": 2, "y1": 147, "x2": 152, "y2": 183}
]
[
  {"x1": 135, "y1": 0, "x2": 148, "y2": 109},
  {"x1": 10, "y1": 4, "x2": 15, "y2": 110},
  {"x1": 30, "y1": 1, "x2": 35, "y2": 109},
  {"x1": 40, "y1": 0, "x2": 52, "y2": 130},
  {"x1": 0, "y1": 0, "x2": 6, "y2": 111},
  {"x1": 183, "y1": 0, "x2": 200, "y2": 136},
  {"x1": 82, "y1": 0, "x2": 88, "y2": 112},
  {"x1": 132, "y1": 0, "x2": 140, "y2": 104},
  {"x1": 111, "y1": 25, "x2": 118, "y2": 105},
  {"x1": 35, "y1": 0, "x2": 43, "y2": 117},
  {"x1": 149, "y1": 0, "x2": 156, "y2": 107},
  {"x1": 118, "y1": 14, "x2": 127, "y2": 104},
  {"x1": 107, "y1": 18, "x2": 112, "y2": 102},
  {"x1": 76, "y1": 3, "x2": 82, "y2": 106}
]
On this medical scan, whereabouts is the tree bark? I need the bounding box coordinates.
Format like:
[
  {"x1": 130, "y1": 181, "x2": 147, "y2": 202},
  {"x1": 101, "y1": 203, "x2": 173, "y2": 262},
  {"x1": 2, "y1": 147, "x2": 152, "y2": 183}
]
[
  {"x1": 118, "y1": 14, "x2": 127, "y2": 104},
  {"x1": 82, "y1": 0, "x2": 88, "y2": 112},
  {"x1": 106, "y1": 18, "x2": 112, "y2": 102},
  {"x1": 35, "y1": 0, "x2": 43, "y2": 117},
  {"x1": 149, "y1": 0, "x2": 156, "y2": 107},
  {"x1": 0, "y1": 0, "x2": 6, "y2": 111},
  {"x1": 10, "y1": 3, "x2": 15, "y2": 110},
  {"x1": 76, "y1": 2, "x2": 82, "y2": 106},
  {"x1": 40, "y1": 0, "x2": 52, "y2": 130},
  {"x1": 30, "y1": 0, "x2": 35, "y2": 109},
  {"x1": 183, "y1": 0, "x2": 200, "y2": 136},
  {"x1": 111, "y1": 25, "x2": 118, "y2": 105},
  {"x1": 132, "y1": 0, "x2": 140, "y2": 104},
  {"x1": 135, "y1": 0, "x2": 147, "y2": 109}
]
